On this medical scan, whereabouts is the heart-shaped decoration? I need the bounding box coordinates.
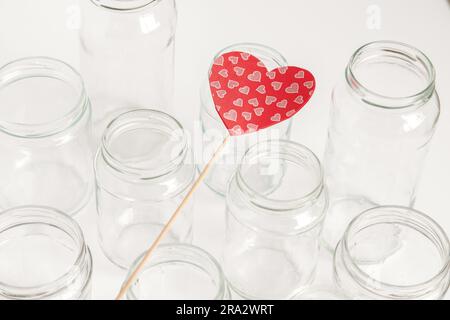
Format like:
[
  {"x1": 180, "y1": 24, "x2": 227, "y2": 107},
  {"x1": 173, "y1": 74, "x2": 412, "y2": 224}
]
[{"x1": 210, "y1": 51, "x2": 315, "y2": 136}]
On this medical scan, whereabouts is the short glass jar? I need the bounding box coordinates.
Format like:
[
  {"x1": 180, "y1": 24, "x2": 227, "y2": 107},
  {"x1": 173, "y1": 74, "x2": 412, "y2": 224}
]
[
  {"x1": 125, "y1": 244, "x2": 229, "y2": 300},
  {"x1": 95, "y1": 109, "x2": 196, "y2": 268},
  {"x1": 322, "y1": 41, "x2": 440, "y2": 250},
  {"x1": 0, "y1": 206, "x2": 93, "y2": 300},
  {"x1": 0, "y1": 57, "x2": 93, "y2": 216},
  {"x1": 80, "y1": 0, "x2": 177, "y2": 138},
  {"x1": 334, "y1": 206, "x2": 450, "y2": 300},
  {"x1": 199, "y1": 43, "x2": 292, "y2": 196},
  {"x1": 224, "y1": 140, "x2": 328, "y2": 299}
]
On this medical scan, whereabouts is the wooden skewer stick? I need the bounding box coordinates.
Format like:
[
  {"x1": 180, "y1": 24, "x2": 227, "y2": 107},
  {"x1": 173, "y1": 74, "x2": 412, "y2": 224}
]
[{"x1": 115, "y1": 135, "x2": 230, "y2": 300}]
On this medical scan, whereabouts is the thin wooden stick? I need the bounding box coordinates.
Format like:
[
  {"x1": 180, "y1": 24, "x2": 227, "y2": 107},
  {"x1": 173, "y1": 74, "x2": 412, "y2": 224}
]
[{"x1": 115, "y1": 135, "x2": 230, "y2": 300}]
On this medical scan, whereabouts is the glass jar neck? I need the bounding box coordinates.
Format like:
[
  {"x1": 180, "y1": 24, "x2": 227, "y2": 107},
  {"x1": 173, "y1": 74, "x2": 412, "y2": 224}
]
[
  {"x1": 345, "y1": 41, "x2": 436, "y2": 109},
  {"x1": 90, "y1": 0, "x2": 159, "y2": 11},
  {"x1": 0, "y1": 207, "x2": 91, "y2": 299},
  {"x1": 126, "y1": 244, "x2": 227, "y2": 300},
  {"x1": 235, "y1": 140, "x2": 324, "y2": 212},
  {"x1": 99, "y1": 109, "x2": 190, "y2": 181},
  {"x1": 0, "y1": 57, "x2": 88, "y2": 138},
  {"x1": 340, "y1": 206, "x2": 450, "y2": 299}
]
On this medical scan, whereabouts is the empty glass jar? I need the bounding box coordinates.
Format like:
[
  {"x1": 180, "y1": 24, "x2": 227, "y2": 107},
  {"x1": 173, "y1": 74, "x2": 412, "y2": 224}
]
[
  {"x1": 95, "y1": 109, "x2": 196, "y2": 269},
  {"x1": 125, "y1": 244, "x2": 229, "y2": 300},
  {"x1": 0, "y1": 206, "x2": 93, "y2": 300},
  {"x1": 199, "y1": 43, "x2": 292, "y2": 196},
  {"x1": 322, "y1": 41, "x2": 440, "y2": 250},
  {"x1": 80, "y1": 0, "x2": 177, "y2": 138},
  {"x1": 0, "y1": 57, "x2": 93, "y2": 216},
  {"x1": 223, "y1": 140, "x2": 328, "y2": 299},
  {"x1": 334, "y1": 206, "x2": 450, "y2": 300}
]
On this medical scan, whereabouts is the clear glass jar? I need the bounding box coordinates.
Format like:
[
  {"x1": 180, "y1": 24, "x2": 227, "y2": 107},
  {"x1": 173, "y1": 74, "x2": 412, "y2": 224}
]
[
  {"x1": 0, "y1": 57, "x2": 93, "y2": 216},
  {"x1": 322, "y1": 41, "x2": 440, "y2": 250},
  {"x1": 0, "y1": 206, "x2": 93, "y2": 300},
  {"x1": 334, "y1": 206, "x2": 450, "y2": 300},
  {"x1": 125, "y1": 244, "x2": 230, "y2": 300},
  {"x1": 224, "y1": 140, "x2": 328, "y2": 299},
  {"x1": 199, "y1": 43, "x2": 292, "y2": 196},
  {"x1": 95, "y1": 109, "x2": 196, "y2": 269},
  {"x1": 80, "y1": 0, "x2": 177, "y2": 138}
]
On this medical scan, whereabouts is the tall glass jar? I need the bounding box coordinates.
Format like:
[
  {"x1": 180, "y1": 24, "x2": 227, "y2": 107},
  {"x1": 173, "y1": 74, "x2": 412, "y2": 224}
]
[
  {"x1": 334, "y1": 206, "x2": 450, "y2": 300},
  {"x1": 224, "y1": 140, "x2": 328, "y2": 299},
  {"x1": 95, "y1": 109, "x2": 196, "y2": 269},
  {"x1": 0, "y1": 57, "x2": 93, "y2": 216},
  {"x1": 80, "y1": 0, "x2": 177, "y2": 138},
  {"x1": 322, "y1": 41, "x2": 440, "y2": 250},
  {"x1": 125, "y1": 244, "x2": 230, "y2": 300},
  {"x1": 0, "y1": 206, "x2": 93, "y2": 300},
  {"x1": 199, "y1": 43, "x2": 292, "y2": 196}
]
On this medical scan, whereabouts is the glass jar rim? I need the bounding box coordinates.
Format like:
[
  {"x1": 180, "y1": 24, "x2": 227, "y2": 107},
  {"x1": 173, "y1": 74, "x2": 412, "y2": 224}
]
[
  {"x1": 235, "y1": 140, "x2": 325, "y2": 213},
  {"x1": 125, "y1": 244, "x2": 227, "y2": 300},
  {"x1": 201, "y1": 43, "x2": 288, "y2": 121},
  {"x1": 0, "y1": 206, "x2": 92, "y2": 299},
  {"x1": 346, "y1": 40, "x2": 436, "y2": 109},
  {"x1": 340, "y1": 206, "x2": 450, "y2": 298},
  {"x1": 0, "y1": 57, "x2": 88, "y2": 138},
  {"x1": 98, "y1": 109, "x2": 190, "y2": 180},
  {"x1": 90, "y1": 0, "x2": 160, "y2": 11}
]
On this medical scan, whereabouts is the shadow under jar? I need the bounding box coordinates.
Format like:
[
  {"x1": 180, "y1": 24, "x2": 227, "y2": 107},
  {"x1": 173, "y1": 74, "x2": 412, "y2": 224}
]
[
  {"x1": 224, "y1": 140, "x2": 328, "y2": 299},
  {"x1": 95, "y1": 109, "x2": 196, "y2": 269},
  {"x1": 334, "y1": 206, "x2": 450, "y2": 300},
  {"x1": 0, "y1": 57, "x2": 93, "y2": 216},
  {"x1": 0, "y1": 206, "x2": 93, "y2": 300},
  {"x1": 80, "y1": 0, "x2": 177, "y2": 139},
  {"x1": 125, "y1": 244, "x2": 229, "y2": 300},
  {"x1": 322, "y1": 41, "x2": 440, "y2": 251},
  {"x1": 199, "y1": 43, "x2": 292, "y2": 196}
]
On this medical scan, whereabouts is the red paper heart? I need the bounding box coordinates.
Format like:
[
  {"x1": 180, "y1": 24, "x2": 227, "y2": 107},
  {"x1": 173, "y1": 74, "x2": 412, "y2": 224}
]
[{"x1": 209, "y1": 51, "x2": 315, "y2": 136}]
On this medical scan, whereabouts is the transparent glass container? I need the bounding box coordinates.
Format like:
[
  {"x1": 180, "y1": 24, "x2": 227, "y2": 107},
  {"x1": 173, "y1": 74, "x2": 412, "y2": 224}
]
[
  {"x1": 322, "y1": 41, "x2": 440, "y2": 250},
  {"x1": 334, "y1": 206, "x2": 450, "y2": 300},
  {"x1": 224, "y1": 140, "x2": 328, "y2": 299},
  {"x1": 125, "y1": 244, "x2": 230, "y2": 300},
  {"x1": 0, "y1": 57, "x2": 93, "y2": 216},
  {"x1": 80, "y1": 0, "x2": 177, "y2": 139},
  {"x1": 0, "y1": 206, "x2": 93, "y2": 300},
  {"x1": 199, "y1": 43, "x2": 292, "y2": 196},
  {"x1": 95, "y1": 109, "x2": 196, "y2": 269}
]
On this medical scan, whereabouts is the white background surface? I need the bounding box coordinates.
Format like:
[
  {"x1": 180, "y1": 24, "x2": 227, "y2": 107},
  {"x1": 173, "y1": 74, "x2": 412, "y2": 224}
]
[{"x1": 0, "y1": 0, "x2": 449, "y2": 299}]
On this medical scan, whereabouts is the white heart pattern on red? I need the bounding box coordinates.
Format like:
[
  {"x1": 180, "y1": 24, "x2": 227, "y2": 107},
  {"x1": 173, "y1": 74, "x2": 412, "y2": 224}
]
[
  {"x1": 223, "y1": 109, "x2": 238, "y2": 122},
  {"x1": 210, "y1": 51, "x2": 316, "y2": 136},
  {"x1": 228, "y1": 80, "x2": 240, "y2": 89},
  {"x1": 239, "y1": 86, "x2": 250, "y2": 95}
]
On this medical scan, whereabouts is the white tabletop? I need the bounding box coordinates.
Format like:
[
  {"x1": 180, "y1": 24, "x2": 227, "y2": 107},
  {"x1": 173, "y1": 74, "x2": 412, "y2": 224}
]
[{"x1": 0, "y1": 0, "x2": 449, "y2": 300}]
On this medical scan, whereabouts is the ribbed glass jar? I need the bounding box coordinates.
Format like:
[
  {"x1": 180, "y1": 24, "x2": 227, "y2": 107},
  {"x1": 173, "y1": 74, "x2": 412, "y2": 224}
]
[
  {"x1": 95, "y1": 109, "x2": 196, "y2": 269},
  {"x1": 322, "y1": 41, "x2": 440, "y2": 250},
  {"x1": 125, "y1": 244, "x2": 230, "y2": 300},
  {"x1": 0, "y1": 206, "x2": 93, "y2": 300},
  {"x1": 199, "y1": 43, "x2": 292, "y2": 196},
  {"x1": 0, "y1": 57, "x2": 93, "y2": 216},
  {"x1": 80, "y1": 0, "x2": 177, "y2": 139},
  {"x1": 224, "y1": 140, "x2": 328, "y2": 299},
  {"x1": 334, "y1": 206, "x2": 450, "y2": 300}
]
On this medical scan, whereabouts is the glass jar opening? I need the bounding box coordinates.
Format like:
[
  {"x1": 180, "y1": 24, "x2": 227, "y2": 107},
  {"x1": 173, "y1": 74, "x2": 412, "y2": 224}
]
[
  {"x1": 0, "y1": 206, "x2": 91, "y2": 299},
  {"x1": 346, "y1": 41, "x2": 436, "y2": 109},
  {"x1": 126, "y1": 245, "x2": 226, "y2": 300},
  {"x1": 237, "y1": 140, "x2": 324, "y2": 211},
  {"x1": 90, "y1": 0, "x2": 158, "y2": 11},
  {"x1": 100, "y1": 109, "x2": 188, "y2": 179},
  {"x1": 341, "y1": 206, "x2": 450, "y2": 296},
  {"x1": 0, "y1": 57, "x2": 87, "y2": 138}
]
